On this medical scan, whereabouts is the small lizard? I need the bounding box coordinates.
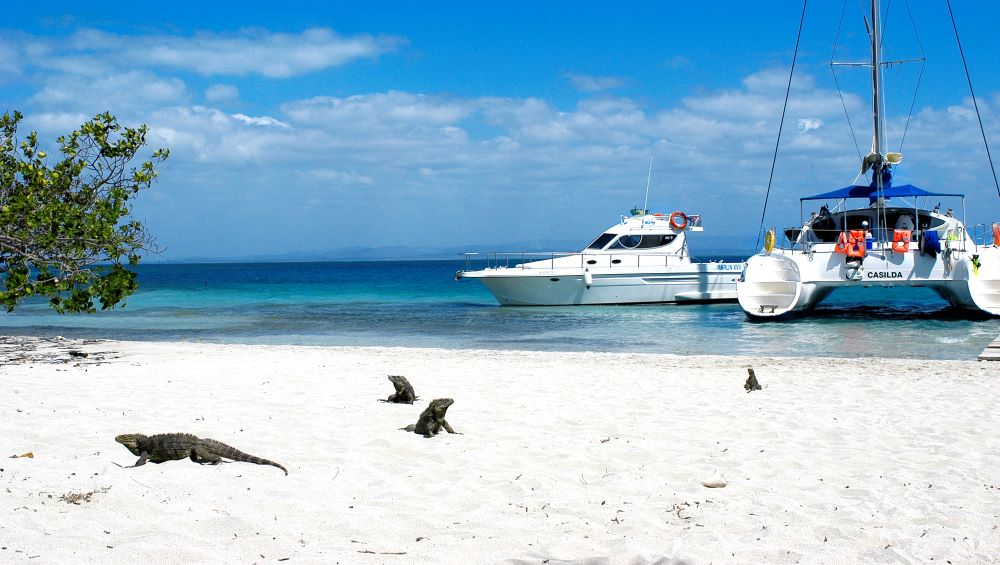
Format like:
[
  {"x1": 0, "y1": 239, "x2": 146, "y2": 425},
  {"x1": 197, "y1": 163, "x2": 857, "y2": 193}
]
[
  {"x1": 115, "y1": 433, "x2": 288, "y2": 475},
  {"x1": 380, "y1": 375, "x2": 417, "y2": 404},
  {"x1": 744, "y1": 367, "x2": 762, "y2": 392},
  {"x1": 402, "y1": 398, "x2": 458, "y2": 438}
]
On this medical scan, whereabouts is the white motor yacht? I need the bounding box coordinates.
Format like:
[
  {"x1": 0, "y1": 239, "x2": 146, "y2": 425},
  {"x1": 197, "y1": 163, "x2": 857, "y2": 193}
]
[
  {"x1": 457, "y1": 210, "x2": 743, "y2": 306},
  {"x1": 737, "y1": 0, "x2": 1000, "y2": 320}
]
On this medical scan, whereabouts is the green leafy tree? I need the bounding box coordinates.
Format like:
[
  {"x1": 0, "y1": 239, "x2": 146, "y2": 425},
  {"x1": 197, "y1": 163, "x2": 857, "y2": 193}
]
[{"x1": 0, "y1": 111, "x2": 168, "y2": 313}]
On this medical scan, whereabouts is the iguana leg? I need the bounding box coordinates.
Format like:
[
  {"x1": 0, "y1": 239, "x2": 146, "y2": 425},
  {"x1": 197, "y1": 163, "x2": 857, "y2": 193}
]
[
  {"x1": 441, "y1": 420, "x2": 457, "y2": 434},
  {"x1": 191, "y1": 446, "x2": 223, "y2": 465},
  {"x1": 421, "y1": 423, "x2": 437, "y2": 438},
  {"x1": 129, "y1": 452, "x2": 150, "y2": 467}
]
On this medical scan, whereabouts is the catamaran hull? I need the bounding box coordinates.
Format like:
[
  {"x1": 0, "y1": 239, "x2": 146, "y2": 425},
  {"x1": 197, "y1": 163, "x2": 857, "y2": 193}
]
[
  {"x1": 464, "y1": 265, "x2": 743, "y2": 306},
  {"x1": 737, "y1": 246, "x2": 1000, "y2": 319}
]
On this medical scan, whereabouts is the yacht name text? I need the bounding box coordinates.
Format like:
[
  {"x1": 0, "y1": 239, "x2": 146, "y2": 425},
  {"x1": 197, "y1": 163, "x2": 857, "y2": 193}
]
[{"x1": 866, "y1": 271, "x2": 904, "y2": 279}]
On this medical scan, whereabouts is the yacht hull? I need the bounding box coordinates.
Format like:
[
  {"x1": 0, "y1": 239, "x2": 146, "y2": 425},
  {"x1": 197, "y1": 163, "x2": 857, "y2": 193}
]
[
  {"x1": 737, "y1": 245, "x2": 1000, "y2": 319},
  {"x1": 465, "y1": 264, "x2": 743, "y2": 306}
]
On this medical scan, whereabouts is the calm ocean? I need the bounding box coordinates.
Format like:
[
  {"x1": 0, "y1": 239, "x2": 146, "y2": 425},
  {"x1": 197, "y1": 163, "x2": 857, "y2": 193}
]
[{"x1": 2, "y1": 259, "x2": 997, "y2": 360}]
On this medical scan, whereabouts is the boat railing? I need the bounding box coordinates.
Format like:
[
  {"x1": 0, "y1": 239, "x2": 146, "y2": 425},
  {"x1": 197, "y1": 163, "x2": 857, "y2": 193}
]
[
  {"x1": 970, "y1": 222, "x2": 1000, "y2": 248},
  {"x1": 786, "y1": 226, "x2": 972, "y2": 252},
  {"x1": 461, "y1": 251, "x2": 685, "y2": 271}
]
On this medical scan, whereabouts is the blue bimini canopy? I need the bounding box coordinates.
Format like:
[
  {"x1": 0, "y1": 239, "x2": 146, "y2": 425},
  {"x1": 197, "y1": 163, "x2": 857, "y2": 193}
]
[{"x1": 801, "y1": 183, "x2": 965, "y2": 203}]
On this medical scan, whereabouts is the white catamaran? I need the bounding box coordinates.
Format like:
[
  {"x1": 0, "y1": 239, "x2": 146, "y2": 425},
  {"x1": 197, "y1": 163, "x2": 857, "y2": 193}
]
[
  {"x1": 457, "y1": 210, "x2": 743, "y2": 306},
  {"x1": 737, "y1": 0, "x2": 1000, "y2": 320}
]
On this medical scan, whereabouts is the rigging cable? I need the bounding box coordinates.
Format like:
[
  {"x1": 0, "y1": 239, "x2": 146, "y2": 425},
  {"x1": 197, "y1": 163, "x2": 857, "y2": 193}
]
[
  {"x1": 830, "y1": 0, "x2": 864, "y2": 162},
  {"x1": 896, "y1": 0, "x2": 926, "y2": 153},
  {"x1": 756, "y1": 0, "x2": 809, "y2": 252},
  {"x1": 946, "y1": 0, "x2": 1000, "y2": 199}
]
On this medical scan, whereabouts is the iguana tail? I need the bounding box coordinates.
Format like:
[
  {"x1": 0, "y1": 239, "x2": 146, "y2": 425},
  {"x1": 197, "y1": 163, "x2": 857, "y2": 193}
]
[{"x1": 200, "y1": 438, "x2": 288, "y2": 475}]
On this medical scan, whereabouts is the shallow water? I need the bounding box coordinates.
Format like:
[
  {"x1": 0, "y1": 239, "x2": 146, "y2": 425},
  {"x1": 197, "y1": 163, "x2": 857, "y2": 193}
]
[{"x1": 1, "y1": 260, "x2": 997, "y2": 360}]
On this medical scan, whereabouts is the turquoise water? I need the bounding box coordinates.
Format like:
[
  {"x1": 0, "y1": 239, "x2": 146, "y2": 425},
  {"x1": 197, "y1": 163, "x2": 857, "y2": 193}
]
[{"x1": 1, "y1": 260, "x2": 997, "y2": 360}]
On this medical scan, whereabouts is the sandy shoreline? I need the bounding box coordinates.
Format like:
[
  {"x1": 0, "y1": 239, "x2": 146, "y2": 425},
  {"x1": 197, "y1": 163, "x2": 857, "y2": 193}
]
[{"x1": 2, "y1": 337, "x2": 998, "y2": 563}]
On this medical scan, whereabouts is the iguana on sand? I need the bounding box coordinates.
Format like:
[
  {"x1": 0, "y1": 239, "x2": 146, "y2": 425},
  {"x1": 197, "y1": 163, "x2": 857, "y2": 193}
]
[
  {"x1": 380, "y1": 375, "x2": 417, "y2": 404},
  {"x1": 402, "y1": 398, "x2": 458, "y2": 438},
  {"x1": 115, "y1": 433, "x2": 288, "y2": 475},
  {"x1": 744, "y1": 367, "x2": 762, "y2": 392}
]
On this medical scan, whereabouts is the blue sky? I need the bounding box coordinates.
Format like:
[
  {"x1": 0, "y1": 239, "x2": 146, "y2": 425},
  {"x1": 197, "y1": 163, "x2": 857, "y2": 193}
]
[{"x1": 2, "y1": 1, "x2": 999, "y2": 259}]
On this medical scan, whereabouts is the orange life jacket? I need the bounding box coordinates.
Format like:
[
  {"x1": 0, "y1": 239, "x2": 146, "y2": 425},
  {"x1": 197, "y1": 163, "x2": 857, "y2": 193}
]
[
  {"x1": 835, "y1": 232, "x2": 850, "y2": 254},
  {"x1": 835, "y1": 231, "x2": 866, "y2": 258},
  {"x1": 846, "y1": 230, "x2": 866, "y2": 258}
]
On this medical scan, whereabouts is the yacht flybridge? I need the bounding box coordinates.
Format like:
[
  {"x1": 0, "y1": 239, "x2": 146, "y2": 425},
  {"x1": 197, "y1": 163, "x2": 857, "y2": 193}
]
[
  {"x1": 737, "y1": 0, "x2": 1000, "y2": 320},
  {"x1": 456, "y1": 210, "x2": 743, "y2": 306}
]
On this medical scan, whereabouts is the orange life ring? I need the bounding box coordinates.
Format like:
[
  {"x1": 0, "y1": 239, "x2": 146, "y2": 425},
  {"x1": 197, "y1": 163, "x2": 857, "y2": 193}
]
[
  {"x1": 993, "y1": 222, "x2": 1000, "y2": 247},
  {"x1": 669, "y1": 211, "x2": 688, "y2": 230},
  {"x1": 892, "y1": 229, "x2": 911, "y2": 253}
]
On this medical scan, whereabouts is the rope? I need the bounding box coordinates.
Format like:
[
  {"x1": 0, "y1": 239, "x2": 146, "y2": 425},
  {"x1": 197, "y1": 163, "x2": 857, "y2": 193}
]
[
  {"x1": 756, "y1": 0, "x2": 808, "y2": 251},
  {"x1": 946, "y1": 0, "x2": 1000, "y2": 199}
]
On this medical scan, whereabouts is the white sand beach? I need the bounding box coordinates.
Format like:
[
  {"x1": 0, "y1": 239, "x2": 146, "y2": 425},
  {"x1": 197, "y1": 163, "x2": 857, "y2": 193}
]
[{"x1": 2, "y1": 337, "x2": 998, "y2": 564}]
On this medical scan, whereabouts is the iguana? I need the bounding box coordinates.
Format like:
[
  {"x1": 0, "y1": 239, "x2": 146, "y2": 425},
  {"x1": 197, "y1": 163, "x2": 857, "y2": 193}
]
[
  {"x1": 380, "y1": 375, "x2": 417, "y2": 404},
  {"x1": 115, "y1": 433, "x2": 288, "y2": 475},
  {"x1": 402, "y1": 398, "x2": 458, "y2": 438},
  {"x1": 744, "y1": 367, "x2": 762, "y2": 392}
]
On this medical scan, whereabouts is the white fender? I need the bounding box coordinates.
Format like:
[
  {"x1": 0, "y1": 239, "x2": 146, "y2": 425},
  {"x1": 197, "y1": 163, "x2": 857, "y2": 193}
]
[{"x1": 583, "y1": 268, "x2": 593, "y2": 288}]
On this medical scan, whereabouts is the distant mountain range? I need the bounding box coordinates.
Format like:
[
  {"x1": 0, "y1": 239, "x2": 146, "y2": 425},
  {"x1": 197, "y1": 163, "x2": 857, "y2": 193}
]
[{"x1": 144, "y1": 235, "x2": 758, "y2": 264}]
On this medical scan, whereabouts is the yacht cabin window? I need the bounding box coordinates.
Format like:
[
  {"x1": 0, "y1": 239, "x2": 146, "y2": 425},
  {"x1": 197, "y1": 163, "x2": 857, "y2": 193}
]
[{"x1": 607, "y1": 234, "x2": 677, "y2": 250}]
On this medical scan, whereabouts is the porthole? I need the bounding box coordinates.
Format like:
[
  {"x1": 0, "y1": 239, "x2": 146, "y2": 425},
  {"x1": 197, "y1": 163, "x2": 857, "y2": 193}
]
[
  {"x1": 586, "y1": 260, "x2": 597, "y2": 265},
  {"x1": 611, "y1": 259, "x2": 622, "y2": 265},
  {"x1": 549, "y1": 278, "x2": 560, "y2": 282}
]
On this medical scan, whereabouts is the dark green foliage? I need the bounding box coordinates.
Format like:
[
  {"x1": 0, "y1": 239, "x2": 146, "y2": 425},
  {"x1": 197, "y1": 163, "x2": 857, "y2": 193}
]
[{"x1": 0, "y1": 111, "x2": 168, "y2": 313}]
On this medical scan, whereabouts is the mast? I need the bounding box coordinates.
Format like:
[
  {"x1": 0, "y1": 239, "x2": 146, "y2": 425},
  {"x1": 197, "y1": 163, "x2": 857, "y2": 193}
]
[{"x1": 870, "y1": 0, "x2": 886, "y2": 191}]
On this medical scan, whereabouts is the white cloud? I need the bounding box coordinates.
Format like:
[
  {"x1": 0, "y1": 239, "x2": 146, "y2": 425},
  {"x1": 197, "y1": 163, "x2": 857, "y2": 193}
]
[
  {"x1": 18, "y1": 27, "x2": 404, "y2": 79},
  {"x1": 28, "y1": 71, "x2": 187, "y2": 112},
  {"x1": 205, "y1": 84, "x2": 239, "y2": 103},
  {"x1": 566, "y1": 73, "x2": 625, "y2": 92},
  {"x1": 798, "y1": 118, "x2": 822, "y2": 132},
  {"x1": 19, "y1": 112, "x2": 91, "y2": 139},
  {"x1": 0, "y1": 38, "x2": 21, "y2": 77},
  {"x1": 311, "y1": 168, "x2": 373, "y2": 184},
  {"x1": 282, "y1": 91, "x2": 475, "y2": 140},
  {"x1": 144, "y1": 106, "x2": 298, "y2": 163},
  {"x1": 141, "y1": 28, "x2": 402, "y2": 77},
  {"x1": 681, "y1": 69, "x2": 848, "y2": 121},
  {"x1": 231, "y1": 113, "x2": 290, "y2": 128}
]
